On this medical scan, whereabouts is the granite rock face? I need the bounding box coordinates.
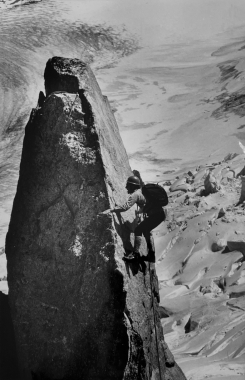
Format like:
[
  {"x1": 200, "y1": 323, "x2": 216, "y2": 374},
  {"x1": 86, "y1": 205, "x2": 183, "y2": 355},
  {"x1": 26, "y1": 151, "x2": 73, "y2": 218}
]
[
  {"x1": 6, "y1": 57, "x2": 186, "y2": 380},
  {"x1": 0, "y1": 292, "x2": 19, "y2": 380}
]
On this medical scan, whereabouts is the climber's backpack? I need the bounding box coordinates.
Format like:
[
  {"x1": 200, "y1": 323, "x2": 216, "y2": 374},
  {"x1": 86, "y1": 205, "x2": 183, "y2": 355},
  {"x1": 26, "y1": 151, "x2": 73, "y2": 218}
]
[{"x1": 142, "y1": 183, "x2": 168, "y2": 207}]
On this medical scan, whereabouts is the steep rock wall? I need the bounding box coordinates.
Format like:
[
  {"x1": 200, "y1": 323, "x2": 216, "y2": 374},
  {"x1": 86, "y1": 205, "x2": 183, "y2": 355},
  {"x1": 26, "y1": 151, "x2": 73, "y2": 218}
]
[{"x1": 6, "y1": 57, "x2": 186, "y2": 380}]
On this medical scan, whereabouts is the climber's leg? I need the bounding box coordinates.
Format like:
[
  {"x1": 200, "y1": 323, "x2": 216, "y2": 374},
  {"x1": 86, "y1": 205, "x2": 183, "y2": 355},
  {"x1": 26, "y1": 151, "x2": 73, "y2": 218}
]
[
  {"x1": 146, "y1": 233, "x2": 155, "y2": 263},
  {"x1": 123, "y1": 235, "x2": 143, "y2": 261}
]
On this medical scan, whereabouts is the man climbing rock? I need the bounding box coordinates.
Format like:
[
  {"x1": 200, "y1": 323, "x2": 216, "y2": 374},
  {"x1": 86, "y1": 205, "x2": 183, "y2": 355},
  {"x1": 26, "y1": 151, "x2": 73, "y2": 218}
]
[{"x1": 101, "y1": 175, "x2": 167, "y2": 262}]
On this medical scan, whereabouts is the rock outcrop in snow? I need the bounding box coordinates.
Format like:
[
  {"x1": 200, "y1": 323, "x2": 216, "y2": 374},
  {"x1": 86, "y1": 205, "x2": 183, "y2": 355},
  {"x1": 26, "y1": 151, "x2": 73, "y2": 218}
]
[{"x1": 5, "y1": 57, "x2": 186, "y2": 380}]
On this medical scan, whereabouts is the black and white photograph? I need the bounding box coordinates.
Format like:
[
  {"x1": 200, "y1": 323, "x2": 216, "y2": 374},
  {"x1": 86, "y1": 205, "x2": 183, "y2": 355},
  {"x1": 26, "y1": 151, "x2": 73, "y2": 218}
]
[{"x1": 1, "y1": 1, "x2": 245, "y2": 379}]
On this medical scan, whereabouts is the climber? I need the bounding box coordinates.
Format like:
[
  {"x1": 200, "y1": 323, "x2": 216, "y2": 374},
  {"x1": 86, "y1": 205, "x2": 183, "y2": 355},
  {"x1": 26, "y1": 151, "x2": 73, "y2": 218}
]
[
  {"x1": 101, "y1": 174, "x2": 145, "y2": 217},
  {"x1": 100, "y1": 175, "x2": 166, "y2": 262}
]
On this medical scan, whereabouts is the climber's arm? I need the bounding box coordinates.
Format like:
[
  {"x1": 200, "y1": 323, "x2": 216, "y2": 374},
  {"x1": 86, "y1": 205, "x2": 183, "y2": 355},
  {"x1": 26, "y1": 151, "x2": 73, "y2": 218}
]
[
  {"x1": 100, "y1": 193, "x2": 138, "y2": 215},
  {"x1": 113, "y1": 194, "x2": 137, "y2": 212}
]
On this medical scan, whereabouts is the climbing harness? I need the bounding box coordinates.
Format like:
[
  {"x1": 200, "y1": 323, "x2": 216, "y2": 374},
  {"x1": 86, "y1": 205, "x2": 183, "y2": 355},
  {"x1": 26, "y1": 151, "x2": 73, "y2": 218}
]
[{"x1": 149, "y1": 261, "x2": 163, "y2": 380}]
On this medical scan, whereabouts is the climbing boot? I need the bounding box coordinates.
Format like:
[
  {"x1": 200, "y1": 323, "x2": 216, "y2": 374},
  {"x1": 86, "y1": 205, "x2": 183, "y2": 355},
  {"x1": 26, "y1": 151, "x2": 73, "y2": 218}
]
[
  {"x1": 147, "y1": 234, "x2": 155, "y2": 263},
  {"x1": 123, "y1": 236, "x2": 142, "y2": 261},
  {"x1": 123, "y1": 252, "x2": 139, "y2": 261}
]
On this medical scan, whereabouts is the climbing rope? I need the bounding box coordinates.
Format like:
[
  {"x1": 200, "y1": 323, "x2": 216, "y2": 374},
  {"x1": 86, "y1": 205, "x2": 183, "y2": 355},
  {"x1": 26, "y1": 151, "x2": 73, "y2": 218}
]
[{"x1": 149, "y1": 261, "x2": 163, "y2": 380}]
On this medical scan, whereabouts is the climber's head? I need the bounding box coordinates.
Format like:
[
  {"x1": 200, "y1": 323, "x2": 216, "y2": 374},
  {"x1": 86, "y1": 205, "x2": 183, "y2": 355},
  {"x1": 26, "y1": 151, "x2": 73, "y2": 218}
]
[{"x1": 126, "y1": 175, "x2": 141, "y2": 194}]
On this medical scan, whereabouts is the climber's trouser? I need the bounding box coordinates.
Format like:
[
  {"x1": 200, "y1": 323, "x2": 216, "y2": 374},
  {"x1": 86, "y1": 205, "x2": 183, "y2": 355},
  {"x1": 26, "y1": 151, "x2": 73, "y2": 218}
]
[
  {"x1": 147, "y1": 233, "x2": 155, "y2": 253},
  {"x1": 134, "y1": 210, "x2": 165, "y2": 239},
  {"x1": 123, "y1": 236, "x2": 142, "y2": 261},
  {"x1": 147, "y1": 233, "x2": 155, "y2": 263},
  {"x1": 134, "y1": 236, "x2": 142, "y2": 254},
  {"x1": 123, "y1": 210, "x2": 165, "y2": 262},
  {"x1": 133, "y1": 210, "x2": 165, "y2": 261}
]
